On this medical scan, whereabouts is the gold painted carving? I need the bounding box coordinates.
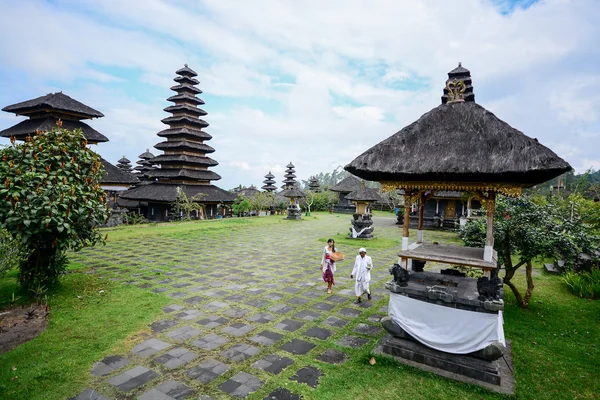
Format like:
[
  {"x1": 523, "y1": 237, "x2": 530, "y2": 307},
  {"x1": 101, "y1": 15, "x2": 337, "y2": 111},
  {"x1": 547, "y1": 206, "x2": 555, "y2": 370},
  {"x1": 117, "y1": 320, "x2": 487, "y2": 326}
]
[
  {"x1": 446, "y1": 79, "x2": 466, "y2": 103},
  {"x1": 380, "y1": 181, "x2": 522, "y2": 197}
]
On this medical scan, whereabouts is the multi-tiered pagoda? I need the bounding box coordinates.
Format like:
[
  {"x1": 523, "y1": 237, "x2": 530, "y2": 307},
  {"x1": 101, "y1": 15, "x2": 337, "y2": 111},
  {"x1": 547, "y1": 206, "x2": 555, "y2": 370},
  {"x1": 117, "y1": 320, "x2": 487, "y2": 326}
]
[
  {"x1": 280, "y1": 162, "x2": 305, "y2": 220},
  {"x1": 133, "y1": 149, "x2": 156, "y2": 180},
  {"x1": 117, "y1": 156, "x2": 133, "y2": 172},
  {"x1": 308, "y1": 176, "x2": 321, "y2": 192},
  {"x1": 262, "y1": 172, "x2": 277, "y2": 192},
  {"x1": 119, "y1": 65, "x2": 235, "y2": 220}
]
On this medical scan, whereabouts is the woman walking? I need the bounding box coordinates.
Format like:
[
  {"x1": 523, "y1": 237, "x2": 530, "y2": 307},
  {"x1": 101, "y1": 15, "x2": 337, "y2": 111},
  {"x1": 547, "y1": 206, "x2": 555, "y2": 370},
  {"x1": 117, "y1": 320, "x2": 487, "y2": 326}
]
[{"x1": 321, "y1": 238, "x2": 337, "y2": 294}]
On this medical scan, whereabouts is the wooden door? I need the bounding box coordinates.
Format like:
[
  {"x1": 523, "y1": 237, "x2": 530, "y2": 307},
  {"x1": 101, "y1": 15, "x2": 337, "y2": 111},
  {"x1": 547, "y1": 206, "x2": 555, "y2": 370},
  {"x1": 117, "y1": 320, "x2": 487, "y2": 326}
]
[{"x1": 445, "y1": 201, "x2": 456, "y2": 218}]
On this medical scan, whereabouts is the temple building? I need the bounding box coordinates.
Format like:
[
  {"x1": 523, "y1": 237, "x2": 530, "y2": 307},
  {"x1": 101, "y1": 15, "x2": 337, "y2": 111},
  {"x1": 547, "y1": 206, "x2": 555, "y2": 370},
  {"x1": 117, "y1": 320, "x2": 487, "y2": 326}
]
[
  {"x1": 117, "y1": 156, "x2": 133, "y2": 172},
  {"x1": 280, "y1": 162, "x2": 304, "y2": 220},
  {"x1": 0, "y1": 92, "x2": 138, "y2": 203},
  {"x1": 346, "y1": 63, "x2": 571, "y2": 393},
  {"x1": 119, "y1": 65, "x2": 235, "y2": 220},
  {"x1": 329, "y1": 174, "x2": 362, "y2": 213}
]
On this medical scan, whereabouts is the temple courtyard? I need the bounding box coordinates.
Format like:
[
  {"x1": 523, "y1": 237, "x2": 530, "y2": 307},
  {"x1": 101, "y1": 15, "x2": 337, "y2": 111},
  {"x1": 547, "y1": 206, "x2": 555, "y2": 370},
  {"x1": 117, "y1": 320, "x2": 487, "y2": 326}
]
[{"x1": 1, "y1": 212, "x2": 598, "y2": 400}]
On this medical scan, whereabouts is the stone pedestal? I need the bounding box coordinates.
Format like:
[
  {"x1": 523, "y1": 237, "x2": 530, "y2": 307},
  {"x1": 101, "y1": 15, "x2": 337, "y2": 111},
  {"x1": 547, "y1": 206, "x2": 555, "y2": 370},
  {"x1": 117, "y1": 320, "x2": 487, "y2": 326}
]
[
  {"x1": 286, "y1": 205, "x2": 302, "y2": 220},
  {"x1": 349, "y1": 213, "x2": 374, "y2": 239},
  {"x1": 102, "y1": 208, "x2": 127, "y2": 228},
  {"x1": 372, "y1": 335, "x2": 514, "y2": 394}
]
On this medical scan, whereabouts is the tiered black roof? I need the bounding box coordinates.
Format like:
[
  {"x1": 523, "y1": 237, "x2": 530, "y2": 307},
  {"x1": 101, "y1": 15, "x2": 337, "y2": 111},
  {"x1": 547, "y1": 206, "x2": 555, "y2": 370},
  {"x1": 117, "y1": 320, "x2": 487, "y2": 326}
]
[
  {"x1": 148, "y1": 64, "x2": 221, "y2": 183},
  {"x1": 441, "y1": 62, "x2": 475, "y2": 104},
  {"x1": 329, "y1": 175, "x2": 362, "y2": 193},
  {"x1": 280, "y1": 162, "x2": 305, "y2": 198},
  {"x1": 308, "y1": 176, "x2": 321, "y2": 192},
  {"x1": 120, "y1": 65, "x2": 235, "y2": 204},
  {"x1": 133, "y1": 149, "x2": 156, "y2": 178},
  {"x1": 0, "y1": 92, "x2": 108, "y2": 143},
  {"x1": 101, "y1": 158, "x2": 139, "y2": 185},
  {"x1": 117, "y1": 156, "x2": 133, "y2": 172},
  {"x1": 262, "y1": 172, "x2": 277, "y2": 192},
  {"x1": 346, "y1": 181, "x2": 381, "y2": 203}
]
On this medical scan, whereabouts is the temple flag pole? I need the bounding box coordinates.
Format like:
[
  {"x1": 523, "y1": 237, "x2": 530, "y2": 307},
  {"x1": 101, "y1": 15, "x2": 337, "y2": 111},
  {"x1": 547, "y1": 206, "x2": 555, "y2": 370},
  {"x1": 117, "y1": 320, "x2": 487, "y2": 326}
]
[
  {"x1": 483, "y1": 192, "x2": 496, "y2": 277},
  {"x1": 417, "y1": 192, "x2": 425, "y2": 243}
]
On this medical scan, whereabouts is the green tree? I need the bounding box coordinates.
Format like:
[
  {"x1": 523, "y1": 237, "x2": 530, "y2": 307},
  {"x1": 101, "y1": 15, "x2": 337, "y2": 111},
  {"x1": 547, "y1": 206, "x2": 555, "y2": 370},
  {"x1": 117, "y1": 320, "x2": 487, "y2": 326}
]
[
  {"x1": 0, "y1": 229, "x2": 26, "y2": 277},
  {"x1": 171, "y1": 187, "x2": 206, "y2": 220},
  {"x1": 460, "y1": 196, "x2": 598, "y2": 308},
  {"x1": 248, "y1": 192, "x2": 272, "y2": 216},
  {"x1": 232, "y1": 195, "x2": 252, "y2": 216},
  {"x1": 0, "y1": 126, "x2": 109, "y2": 290}
]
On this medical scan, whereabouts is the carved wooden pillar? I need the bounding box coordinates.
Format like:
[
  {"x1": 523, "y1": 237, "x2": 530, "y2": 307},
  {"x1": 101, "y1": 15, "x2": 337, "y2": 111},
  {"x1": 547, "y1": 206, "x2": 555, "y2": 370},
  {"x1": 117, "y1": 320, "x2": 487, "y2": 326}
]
[{"x1": 417, "y1": 192, "x2": 425, "y2": 243}]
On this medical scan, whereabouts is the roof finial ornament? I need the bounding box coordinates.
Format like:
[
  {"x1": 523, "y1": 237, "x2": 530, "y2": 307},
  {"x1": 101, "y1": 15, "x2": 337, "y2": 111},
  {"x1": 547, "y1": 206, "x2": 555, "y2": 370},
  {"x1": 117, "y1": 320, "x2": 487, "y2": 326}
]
[
  {"x1": 458, "y1": 62, "x2": 462, "y2": 67},
  {"x1": 184, "y1": 63, "x2": 188, "y2": 67},
  {"x1": 446, "y1": 79, "x2": 466, "y2": 103}
]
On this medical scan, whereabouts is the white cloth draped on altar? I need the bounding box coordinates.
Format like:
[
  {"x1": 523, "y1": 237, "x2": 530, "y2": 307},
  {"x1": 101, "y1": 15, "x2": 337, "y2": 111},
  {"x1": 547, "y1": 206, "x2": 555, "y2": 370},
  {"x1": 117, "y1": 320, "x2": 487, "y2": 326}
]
[{"x1": 388, "y1": 292, "x2": 505, "y2": 354}]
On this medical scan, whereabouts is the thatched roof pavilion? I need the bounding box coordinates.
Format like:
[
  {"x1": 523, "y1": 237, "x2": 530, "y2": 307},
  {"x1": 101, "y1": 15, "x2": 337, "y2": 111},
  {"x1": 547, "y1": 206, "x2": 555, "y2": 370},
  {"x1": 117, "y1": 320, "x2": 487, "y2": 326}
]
[
  {"x1": 1, "y1": 92, "x2": 108, "y2": 143},
  {"x1": 329, "y1": 174, "x2": 362, "y2": 213},
  {"x1": 345, "y1": 63, "x2": 571, "y2": 272},
  {"x1": 119, "y1": 65, "x2": 235, "y2": 220}
]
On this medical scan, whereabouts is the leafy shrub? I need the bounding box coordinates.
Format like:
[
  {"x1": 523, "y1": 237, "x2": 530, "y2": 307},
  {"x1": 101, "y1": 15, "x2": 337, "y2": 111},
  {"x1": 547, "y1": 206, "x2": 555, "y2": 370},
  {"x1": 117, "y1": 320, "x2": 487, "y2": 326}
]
[
  {"x1": 0, "y1": 125, "x2": 109, "y2": 290},
  {"x1": 459, "y1": 217, "x2": 486, "y2": 248},
  {"x1": 562, "y1": 268, "x2": 600, "y2": 299},
  {"x1": 123, "y1": 212, "x2": 148, "y2": 225}
]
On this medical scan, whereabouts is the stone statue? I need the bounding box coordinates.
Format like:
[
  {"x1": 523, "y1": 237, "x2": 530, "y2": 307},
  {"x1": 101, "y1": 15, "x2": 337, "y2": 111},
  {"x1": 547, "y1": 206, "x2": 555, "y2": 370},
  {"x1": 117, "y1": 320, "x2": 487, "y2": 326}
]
[{"x1": 389, "y1": 263, "x2": 410, "y2": 286}]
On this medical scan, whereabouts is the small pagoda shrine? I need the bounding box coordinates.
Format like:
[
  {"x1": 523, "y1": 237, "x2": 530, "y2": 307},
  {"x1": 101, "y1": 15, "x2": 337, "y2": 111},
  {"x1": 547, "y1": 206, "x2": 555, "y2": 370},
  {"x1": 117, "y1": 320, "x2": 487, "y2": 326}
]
[
  {"x1": 280, "y1": 162, "x2": 305, "y2": 220},
  {"x1": 262, "y1": 172, "x2": 277, "y2": 192},
  {"x1": 345, "y1": 181, "x2": 381, "y2": 239},
  {"x1": 329, "y1": 174, "x2": 362, "y2": 213},
  {"x1": 119, "y1": 65, "x2": 235, "y2": 220},
  {"x1": 345, "y1": 63, "x2": 571, "y2": 394},
  {"x1": 117, "y1": 156, "x2": 133, "y2": 173},
  {"x1": 308, "y1": 176, "x2": 321, "y2": 192},
  {"x1": 133, "y1": 149, "x2": 157, "y2": 180},
  {"x1": 0, "y1": 92, "x2": 138, "y2": 213}
]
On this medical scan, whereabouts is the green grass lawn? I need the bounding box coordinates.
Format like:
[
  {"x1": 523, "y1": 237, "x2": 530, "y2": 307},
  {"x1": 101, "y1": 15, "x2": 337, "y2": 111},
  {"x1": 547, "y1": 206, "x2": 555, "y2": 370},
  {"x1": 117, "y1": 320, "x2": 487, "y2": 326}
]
[{"x1": 0, "y1": 213, "x2": 598, "y2": 400}]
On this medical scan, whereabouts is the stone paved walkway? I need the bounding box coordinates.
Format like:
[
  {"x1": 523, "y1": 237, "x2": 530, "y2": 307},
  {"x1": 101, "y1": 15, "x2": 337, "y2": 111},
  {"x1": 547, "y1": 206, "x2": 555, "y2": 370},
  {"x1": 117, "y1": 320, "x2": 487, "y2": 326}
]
[{"x1": 68, "y1": 213, "x2": 409, "y2": 399}]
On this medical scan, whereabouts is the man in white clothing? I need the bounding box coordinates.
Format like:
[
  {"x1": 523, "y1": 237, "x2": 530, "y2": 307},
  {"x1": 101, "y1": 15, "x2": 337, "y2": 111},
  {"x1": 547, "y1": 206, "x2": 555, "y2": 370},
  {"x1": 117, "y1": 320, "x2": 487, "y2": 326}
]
[{"x1": 350, "y1": 248, "x2": 373, "y2": 304}]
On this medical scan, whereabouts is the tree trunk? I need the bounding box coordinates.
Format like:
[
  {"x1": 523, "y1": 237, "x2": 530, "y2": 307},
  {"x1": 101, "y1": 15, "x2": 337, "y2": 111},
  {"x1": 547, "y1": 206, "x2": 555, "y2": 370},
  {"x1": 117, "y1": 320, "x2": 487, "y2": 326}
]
[{"x1": 523, "y1": 260, "x2": 535, "y2": 307}]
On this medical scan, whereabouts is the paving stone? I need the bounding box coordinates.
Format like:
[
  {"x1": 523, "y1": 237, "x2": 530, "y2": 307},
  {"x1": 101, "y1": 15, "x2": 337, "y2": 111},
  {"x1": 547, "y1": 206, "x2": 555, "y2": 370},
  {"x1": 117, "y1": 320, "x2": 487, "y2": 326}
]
[
  {"x1": 165, "y1": 326, "x2": 202, "y2": 342},
  {"x1": 355, "y1": 301, "x2": 374, "y2": 308},
  {"x1": 219, "y1": 371, "x2": 264, "y2": 399},
  {"x1": 91, "y1": 355, "x2": 130, "y2": 377},
  {"x1": 263, "y1": 292, "x2": 285, "y2": 301},
  {"x1": 138, "y1": 380, "x2": 194, "y2": 400},
  {"x1": 222, "y1": 322, "x2": 255, "y2": 337},
  {"x1": 317, "y1": 349, "x2": 348, "y2": 364},
  {"x1": 325, "y1": 295, "x2": 348, "y2": 303},
  {"x1": 336, "y1": 335, "x2": 369, "y2": 348},
  {"x1": 221, "y1": 344, "x2": 261, "y2": 362},
  {"x1": 152, "y1": 287, "x2": 168, "y2": 293},
  {"x1": 269, "y1": 304, "x2": 294, "y2": 314},
  {"x1": 280, "y1": 339, "x2": 316, "y2": 355},
  {"x1": 246, "y1": 288, "x2": 265, "y2": 295},
  {"x1": 172, "y1": 282, "x2": 191, "y2": 288},
  {"x1": 354, "y1": 323, "x2": 382, "y2": 336},
  {"x1": 294, "y1": 310, "x2": 321, "y2": 321},
  {"x1": 287, "y1": 296, "x2": 310, "y2": 305},
  {"x1": 154, "y1": 347, "x2": 199, "y2": 369},
  {"x1": 289, "y1": 366, "x2": 322, "y2": 388},
  {"x1": 204, "y1": 289, "x2": 228, "y2": 297},
  {"x1": 138, "y1": 283, "x2": 153, "y2": 289},
  {"x1": 132, "y1": 338, "x2": 171, "y2": 357},
  {"x1": 322, "y1": 316, "x2": 349, "y2": 328},
  {"x1": 245, "y1": 299, "x2": 270, "y2": 308},
  {"x1": 304, "y1": 327, "x2": 332, "y2": 340},
  {"x1": 156, "y1": 279, "x2": 172, "y2": 284},
  {"x1": 263, "y1": 387, "x2": 301, "y2": 400},
  {"x1": 207, "y1": 280, "x2": 228, "y2": 287},
  {"x1": 378, "y1": 305, "x2": 388, "y2": 313},
  {"x1": 281, "y1": 286, "x2": 302, "y2": 294},
  {"x1": 184, "y1": 295, "x2": 205, "y2": 305},
  {"x1": 225, "y1": 283, "x2": 247, "y2": 290},
  {"x1": 367, "y1": 313, "x2": 386, "y2": 323},
  {"x1": 304, "y1": 290, "x2": 325, "y2": 298},
  {"x1": 163, "y1": 304, "x2": 185, "y2": 313},
  {"x1": 169, "y1": 291, "x2": 188, "y2": 299},
  {"x1": 247, "y1": 312, "x2": 277, "y2": 324},
  {"x1": 263, "y1": 283, "x2": 280, "y2": 289},
  {"x1": 186, "y1": 359, "x2": 230, "y2": 384},
  {"x1": 313, "y1": 302, "x2": 335, "y2": 311},
  {"x1": 224, "y1": 307, "x2": 251, "y2": 318},
  {"x1": 204, "y1": 300, "x2": 230, "y2": 311},
  {"x1": 252, "y1": 354, "x2": 294, "y2": 374},
  {"x1": 150, "y1": 319, "x2": 178, "y2": 333},
  {"x1": 274, "y1": 319, "x2": 304, "y2": 332},
  {"x1": 249, "y1": 330, "x2": 284, "y2": 346},
  {"x1": 339, "y1": 307, "x2": 361, "y2": 318},
  {"x1": 68, "y1": 388, "x2": 110, "y2": 400},
  {"x1": 191, "y1": 333, "x2": 230, "y2": 351},
  {"x1": 337, "y1": 289, "x2": 353, "y2": 296},
  {"x1": 106, "y1": 366, "x2": 159, "y2": 392},
  {"x1": 175, "y1": 309, "x2": 205, "y2": 320},
  {"x1": 196, "y1": 316, "x2": 229, "y2": 328}
]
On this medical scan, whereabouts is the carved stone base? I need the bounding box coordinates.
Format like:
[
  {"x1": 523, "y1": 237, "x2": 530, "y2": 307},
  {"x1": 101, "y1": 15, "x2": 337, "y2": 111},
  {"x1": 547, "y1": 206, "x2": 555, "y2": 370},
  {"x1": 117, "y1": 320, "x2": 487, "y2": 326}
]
[
  {"x1": 349, "y1": 213, "x2": 374, "y2": 239},
  {"x1": 286, "y1": 206, "x2": 302, "y2": 220},
  {"x1": 372, "y1": 334, "x2": 514, "y2": 395}
]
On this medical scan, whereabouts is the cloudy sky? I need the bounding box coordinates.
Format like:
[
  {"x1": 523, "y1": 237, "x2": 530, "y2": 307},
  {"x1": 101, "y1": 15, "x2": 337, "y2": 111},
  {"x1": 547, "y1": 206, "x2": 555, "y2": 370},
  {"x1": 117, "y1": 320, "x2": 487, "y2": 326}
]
[{"x1": 1, "y1": 0, "x2": 599, "y2": 190}]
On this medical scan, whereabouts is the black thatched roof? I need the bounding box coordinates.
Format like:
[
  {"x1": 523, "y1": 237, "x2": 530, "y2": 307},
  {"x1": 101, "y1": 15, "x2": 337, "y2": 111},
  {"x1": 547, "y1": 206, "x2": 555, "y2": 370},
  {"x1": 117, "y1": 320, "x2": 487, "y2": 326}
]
[
  {"x1": 280, "y1": 188, "x2": 305, "y2": 198},
  {"x1": 2, "y1": 92, "x2": 104, "y2": 118},
  {"x1": 154, "y1": 141, "x2": 215, "y2": 153},
  {"x1": 345, "y1": 186, "x2": 381, "y2": 202},
  {"x1": 138, "y1": 149, "x2": 155, "y2": 160},
  {"x1": 0, "y1": 116, "x2": 109, "y2": 143},
  {"x1": 100, "y1": 158, "x2": 139, "y2": 185},
  {"x1": 151, "y1": 154, "x2": 218, "y2": 166},
  {"x1": 345, "y1": 101, "x2": 571, "y2": 186},
  {"x1": 329, "y1": 175, "x2": 362, "y2": 193},
  {"x1": 176, "y1": 64, "x2": 198, "y2": 77},
  {"x1": 119, "y1": 183, "x2": 235, "y2": 203},
  {"x1": 157, "y1": 127, "x2": 212, "y2": 140},
  {"x1": 148, "y1": 169, "x2": 222, "y2": 181}
]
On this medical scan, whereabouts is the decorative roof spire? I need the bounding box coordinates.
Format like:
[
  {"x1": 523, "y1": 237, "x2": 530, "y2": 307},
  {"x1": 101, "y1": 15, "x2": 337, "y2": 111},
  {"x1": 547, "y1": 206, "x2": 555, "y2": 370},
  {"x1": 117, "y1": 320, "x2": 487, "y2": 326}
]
[
  {"x1": 308, "y1": 176, "x2": 321, "y2": 192},
  {"x1": 117, "y1": 155, "x2": 133, "y2": 172},
  {"x1": 441, "y1": 62, "x2": 475, "y2": 104}
]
